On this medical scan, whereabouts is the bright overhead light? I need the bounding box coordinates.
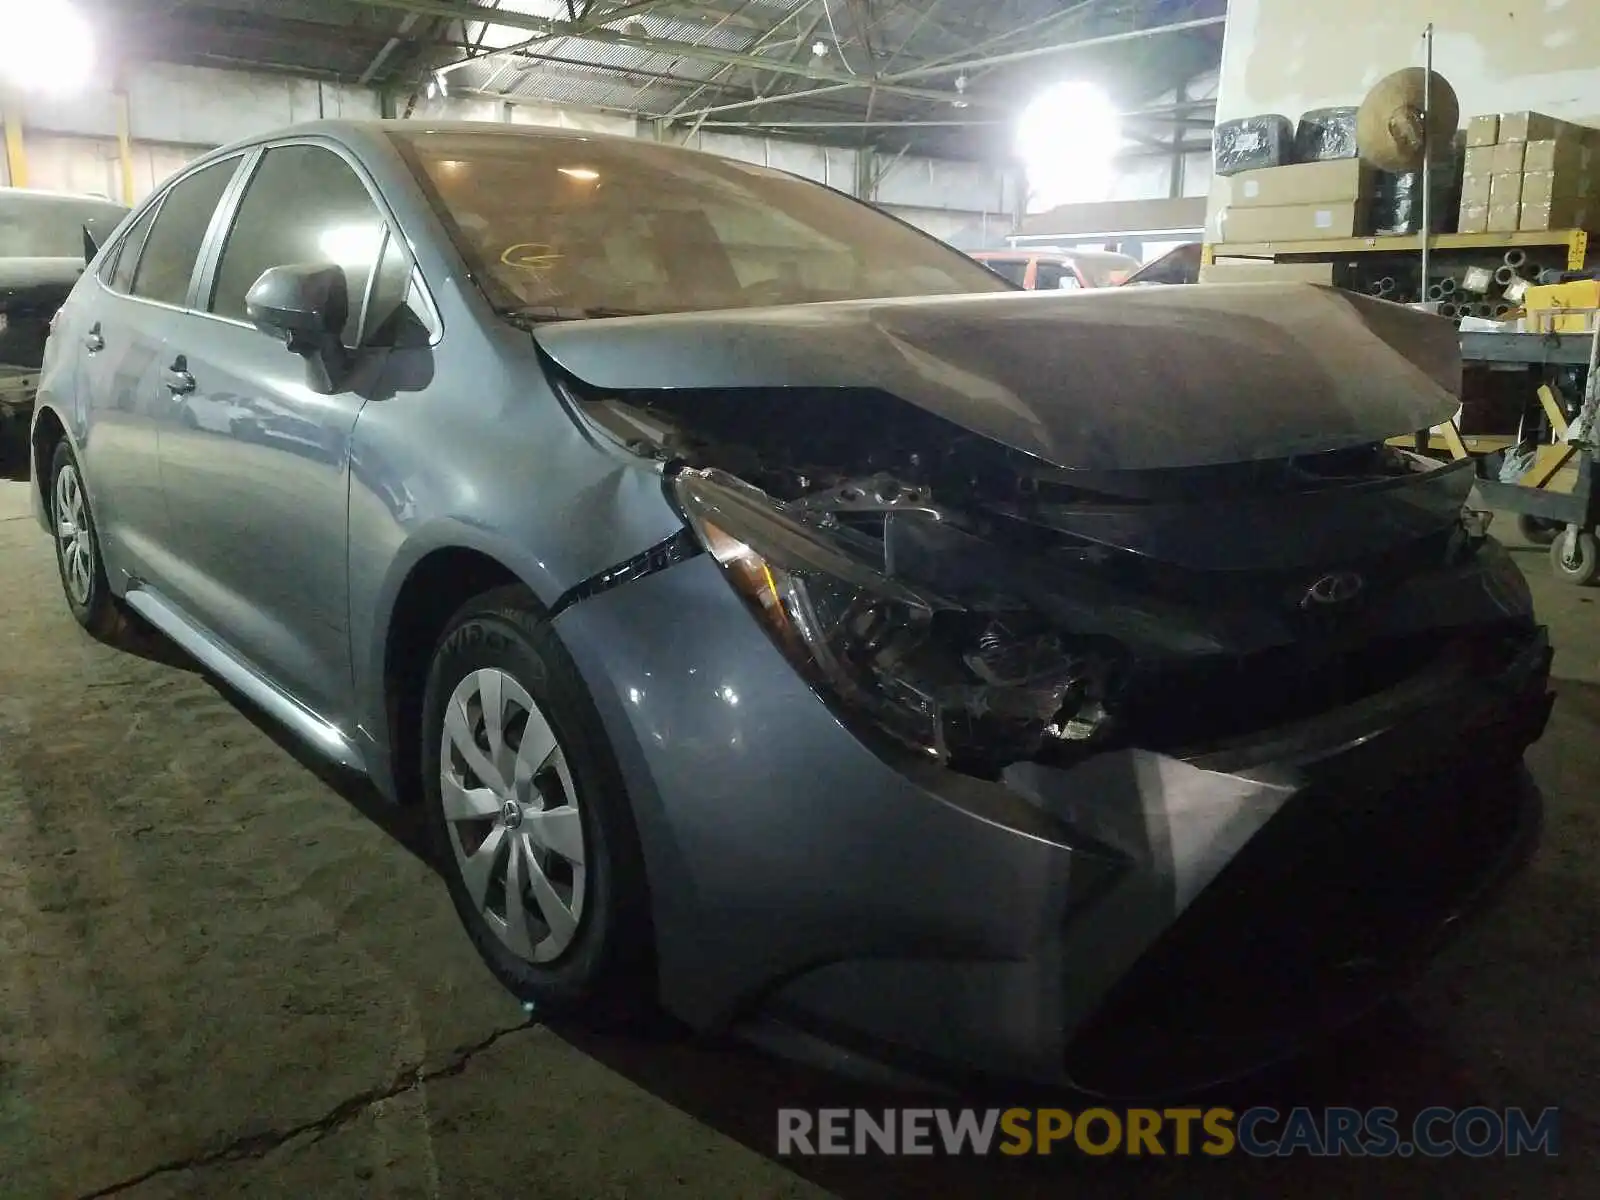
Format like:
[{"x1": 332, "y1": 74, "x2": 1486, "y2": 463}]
[
  {"x1": 1017, "y1": 81, "x2": 1122, "y2": 211},
  {"x1": 434, "y1": 70, "x2": 449, "y2": 97},
  {"x1": 0, "y1": 0, "x2": 94, "y2": 94},
  {"x1": 811, "y1": 41, "x2": 830, "y2": 57},
  {"x1": 558, "y1": 167, "x2": 599, "y2": 181},
  {"x1": 318, "y1": 222, "x2": 385, "y2": 267}
]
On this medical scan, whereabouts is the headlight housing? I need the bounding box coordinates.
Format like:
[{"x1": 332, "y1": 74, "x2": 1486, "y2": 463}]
[{"x1": 672, "y1": 468, "x2": 1122, "y2": 774}]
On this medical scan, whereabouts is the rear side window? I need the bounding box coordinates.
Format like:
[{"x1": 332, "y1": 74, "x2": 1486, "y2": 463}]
[
  {"x1": 209, "y1": 144, "x2": 386, "y2": 345},
  {"x1": 131, "y1": 159, "x2": 238, "y2": 306},
  {"x1": 105, "y1": 204, "x2": 157, "y2": 293}
]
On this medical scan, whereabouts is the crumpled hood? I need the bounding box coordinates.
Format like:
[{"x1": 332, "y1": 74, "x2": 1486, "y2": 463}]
[{"x1": 534, "y1": 282, "x2": 1461, "y2": 472}]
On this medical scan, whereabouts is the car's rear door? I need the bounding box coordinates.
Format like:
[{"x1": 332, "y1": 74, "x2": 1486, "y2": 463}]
[
  {"x1": 72, "y1": 156, "x2": 241, "y2": 584},
  {"x1": 155, "y1": 139, "x2": 400, "y2": 719}
]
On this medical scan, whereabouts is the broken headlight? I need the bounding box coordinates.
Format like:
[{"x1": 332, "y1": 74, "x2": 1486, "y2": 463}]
[{"x1": 672, "y1": 469, "x2": 1121, "y2": 772}]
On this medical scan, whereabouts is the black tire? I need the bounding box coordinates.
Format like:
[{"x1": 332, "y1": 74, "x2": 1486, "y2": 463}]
[
  {"x1": 1516, "y1": 514, "x2": 1563, "y2": 546},
  {"x1": 420, "y1": 585, "x2": 654, "y2": 1020},
  {"x1": 49, "y1": 438, "x2": 124, "y2": 639},
  {"x1": 1550, "y1": 529, "x2": 1600, "y2": 585}
]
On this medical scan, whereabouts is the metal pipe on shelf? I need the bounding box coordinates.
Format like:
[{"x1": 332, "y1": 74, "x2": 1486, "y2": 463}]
[{"x1": 1418, "y1": 24, "x2": 1434, "y2": 296}]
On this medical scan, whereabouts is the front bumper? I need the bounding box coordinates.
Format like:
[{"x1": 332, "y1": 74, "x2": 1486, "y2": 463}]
[{"x1": 554, "y1": 552, "x2": 1552, "y2": 1095}]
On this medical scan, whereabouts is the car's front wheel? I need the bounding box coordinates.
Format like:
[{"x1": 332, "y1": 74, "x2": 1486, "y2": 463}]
[
  {"x1": 420, "y1": 586, "x2": 654, "y2": 1019},
  {"x1": 50, "y1": 439, "x2": 122, "y2": 639}
]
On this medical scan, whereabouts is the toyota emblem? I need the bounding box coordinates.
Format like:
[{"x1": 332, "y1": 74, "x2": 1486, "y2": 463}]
[{"x1": 1300, "y1": 571, "x2": 1365, "y2": 608}]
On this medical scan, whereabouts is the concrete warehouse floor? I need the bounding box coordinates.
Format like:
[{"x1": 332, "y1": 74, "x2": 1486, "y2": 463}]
[{"x1": 0, "y1": 444, "x2": 1596, "y2": 1199}]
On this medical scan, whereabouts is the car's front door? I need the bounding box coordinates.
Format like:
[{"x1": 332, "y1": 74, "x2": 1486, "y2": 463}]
[
  {"x1": 155, "y1": 140, "x2": 397, "y2": 719},
  {"x1": 76, "y1": 158, "x2": 240, "y2": 583}
]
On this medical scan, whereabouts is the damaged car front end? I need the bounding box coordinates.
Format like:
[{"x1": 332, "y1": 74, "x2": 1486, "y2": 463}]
[{"x1": 539, "y1": 282, "x2": 1551, "y2": 1094}]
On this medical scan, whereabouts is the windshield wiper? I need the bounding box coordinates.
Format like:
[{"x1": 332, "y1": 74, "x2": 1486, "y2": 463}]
[{"x1": 500, "y1": 304, "x2": 653, "y2": 323}]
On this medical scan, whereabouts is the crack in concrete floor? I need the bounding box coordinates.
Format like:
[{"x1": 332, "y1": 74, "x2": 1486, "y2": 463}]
[{"x1": 74, "y1": 1021, "x2": 536, "y2": 1198}]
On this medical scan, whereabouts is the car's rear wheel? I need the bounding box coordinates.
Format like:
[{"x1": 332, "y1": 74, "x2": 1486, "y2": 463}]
[
  {"x1": 50, "y1": 439, "x2": 122, "y2": 638},
  {"x1": 420, "y1": 586, "x2": 654, "y2": 1019}
]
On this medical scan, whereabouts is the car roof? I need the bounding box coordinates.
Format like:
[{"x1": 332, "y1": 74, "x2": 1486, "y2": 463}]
[
  {"x1": 972, "y1": 248, "x2": 1140, "y2": 268},
  {"x1": 192, "y1": 118, "x2": 741, "y2": 170}
]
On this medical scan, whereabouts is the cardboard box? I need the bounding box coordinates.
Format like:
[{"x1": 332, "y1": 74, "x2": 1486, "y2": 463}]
[
  {"x1": 1489, "y1": 172, "x2": 1523, "y2": 207},
  {"x1": 1520, "y1": 198, "x2": 1590, "y2": 231},
  {"x1": 1500, "y1": 111, "x2": 1569, "y2": 143},
  {"x1": 1219, "y1": 201, "x2": 1361, "y2": 242},
  {"x1": 1488, "y1": 202, "x2": 1521, "y2": 232},
  {"x1": 1464, "y1": 145, "x2": 1496, "y2": 175},
  {"x1": 1458, "y1": 204, "x2": 1489, "y2": 234},
  {"x1": 1198, "y1": 261, "x2": 1336, "y2": 284},
  {"x1": 1523, "y1": 136, "x2": 1592, "y2": 174},
  {"x1": 1524, "y1": 279, "x2": 1600, "y2": 332},
  {"x1": 1466, "y1": 114, "x2": 1500, "y2": 146},
  {"x1": 1491, "y1": 142, "x2": 1527, "y2": 174},
  {"x1": 1227, "y1": 159, "x2": 1373, "y2": 207},
  {"x1": 1460, "y1": 174, "x2": 1492, "y2": 207},
  {"x1": 1520, "y1": 169, "x2": 1593, "y2": 207}
]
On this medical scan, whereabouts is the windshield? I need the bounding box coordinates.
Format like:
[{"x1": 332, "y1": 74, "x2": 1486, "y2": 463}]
[
  {"x1": 389, "y1": 129, "x2": 1009, "y2": 317},
  {"x1": 0, "y1": 192, "x2": 128, "y2": 259}
]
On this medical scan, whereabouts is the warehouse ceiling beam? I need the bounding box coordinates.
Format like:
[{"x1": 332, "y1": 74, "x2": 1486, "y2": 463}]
[
  {"x1": 351, "y1": 0, "x2": 974, "y2": 104},
  {"x1": 586, "y1": 0, "x2": 773, "y2": 34},
  {"x1": 702, "y1": 118, "x2": 1004, "y2": 128},
  {"x1": 358, "y1": 12, "x2": 420, "y2": 83},
  {"x1": 894, "y1": 0, "x2": 1100, "y2": 79},
  {"x1": 621, "y1": 0, "x2": 770, "y2": 118},
  {"x1": 662, "y1": 7, "x2": 1222, "y2": 125},
  {"x1": 877, "y1": 14, "x2": 1227, "y2": 81}
]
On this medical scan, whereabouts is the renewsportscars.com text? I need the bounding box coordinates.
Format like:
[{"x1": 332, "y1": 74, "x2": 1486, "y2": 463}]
[{"x1": 776, "y1": 1106, "x2": 1561, "y2": 1158}]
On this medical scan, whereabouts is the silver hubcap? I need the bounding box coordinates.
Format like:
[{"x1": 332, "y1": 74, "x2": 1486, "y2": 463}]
[
  {"x1": 54, "y1": 464, "x2": 94, "y2": 606},
  {"x1": 441, "y1": 668, "x2": 587, "y2": 964}
]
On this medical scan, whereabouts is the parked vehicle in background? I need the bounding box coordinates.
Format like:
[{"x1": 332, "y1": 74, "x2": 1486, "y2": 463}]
[
  {"x1": 0, "y1": 188, "x2": 129, "y2": 441},
  {"x1": 30, "y1": 121, "x2": 1552, "y2": 1096},
  {"x1": 970, "y1": 247, "x2": 1141, "y2": 290},
  {"x1": 1120, "y1": 242, "x2": 1203, "y2": 286}
]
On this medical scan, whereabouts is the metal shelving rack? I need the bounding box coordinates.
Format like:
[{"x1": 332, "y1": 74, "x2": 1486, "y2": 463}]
[{"x1": 1201, "y1": 228, "x2": 1590, "y2": 272}]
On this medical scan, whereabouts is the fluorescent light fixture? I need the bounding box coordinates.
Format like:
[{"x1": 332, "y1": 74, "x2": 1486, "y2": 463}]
[
  {"x1": 434, "y1": 70, "x2": 449, "y2": 97},
  {"x1": 558, "y1": 167, "x2": 600, "y2": 181},
  {"x1": 1017, "y1": 81, "x2": 1121, "y2": 211},
  {"x1": 0, "y1": 0, "x2": 94, "y2": 93}
]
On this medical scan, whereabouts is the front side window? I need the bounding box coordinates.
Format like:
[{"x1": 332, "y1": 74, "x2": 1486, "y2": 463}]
[
  {"x1": 1035, "y1": 262, "x2": 1081, "y2": 291},
  {"x1": 131, "y1": 158, "x2": 238, "y2": 306},
  {"x1": 979, "y1": 258, "x2": 1030, "y2": 287},
  {"x1": 209, "y1": 144, "x2": 386, "y2": 345},
  {"x1": 389, "y1": 129, "x2": 1009, "y2": 317}
]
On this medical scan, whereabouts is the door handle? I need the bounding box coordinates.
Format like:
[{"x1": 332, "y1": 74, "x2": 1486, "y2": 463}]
[
  {"x1": 83, "y1": 323, "x2": 103, "y2": 353},
  {"x1": 163, "y1": 355, "x2": 195, "y2": 396}
]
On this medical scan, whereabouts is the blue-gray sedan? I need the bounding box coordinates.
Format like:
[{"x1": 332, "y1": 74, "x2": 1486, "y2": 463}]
[{"x1": 28, "y1": 121, "x2": 1552, "y2": 1094}]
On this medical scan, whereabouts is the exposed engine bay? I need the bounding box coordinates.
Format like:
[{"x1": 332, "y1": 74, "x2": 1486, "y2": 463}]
[{"x1": 566, "y1": 379, "x2": 1522, "y2": 780}]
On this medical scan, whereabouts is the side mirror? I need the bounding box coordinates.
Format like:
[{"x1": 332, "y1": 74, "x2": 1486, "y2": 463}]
[{"x1": 245, "y1": 263, "x2": 351, "y2": 393}]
